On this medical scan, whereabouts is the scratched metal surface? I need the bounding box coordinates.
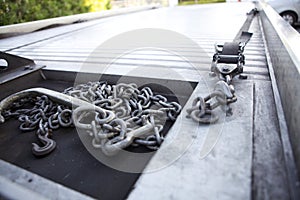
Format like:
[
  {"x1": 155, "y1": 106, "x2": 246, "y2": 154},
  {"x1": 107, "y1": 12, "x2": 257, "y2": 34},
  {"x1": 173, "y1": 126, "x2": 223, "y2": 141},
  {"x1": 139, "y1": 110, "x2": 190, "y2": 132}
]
[{"x1": 0, "y1": 2, "x2": 292, "y2": 199}]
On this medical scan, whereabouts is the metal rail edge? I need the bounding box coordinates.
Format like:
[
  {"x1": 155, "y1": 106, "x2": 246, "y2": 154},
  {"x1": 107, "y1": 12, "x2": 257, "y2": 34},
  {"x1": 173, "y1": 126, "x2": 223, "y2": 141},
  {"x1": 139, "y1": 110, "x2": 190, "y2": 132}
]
[
  {"x1": 0, "y1": 160, "x2": 94, "y2": 200},
  {"x1": 0, "y1": 5, "x2": 160, "y2": 37},
  {"x1": 257, "y1": 1, "x2": 300, "y2": 199}
]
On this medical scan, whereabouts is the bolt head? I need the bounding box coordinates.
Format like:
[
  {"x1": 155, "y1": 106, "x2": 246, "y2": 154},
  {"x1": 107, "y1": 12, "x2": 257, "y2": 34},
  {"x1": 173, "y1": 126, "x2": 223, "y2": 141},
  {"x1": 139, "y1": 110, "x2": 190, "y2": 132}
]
[{"x1": 222, "y1": 66, "x2": 230, "y2": 72}]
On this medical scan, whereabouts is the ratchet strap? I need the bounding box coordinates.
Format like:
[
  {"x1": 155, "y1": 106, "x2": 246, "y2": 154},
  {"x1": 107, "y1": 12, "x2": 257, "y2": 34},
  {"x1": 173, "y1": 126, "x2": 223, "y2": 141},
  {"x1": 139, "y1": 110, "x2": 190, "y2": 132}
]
[
  {"x1": 217, "y1": 31, "x2": 253, "y2": 64},
  {"x1": 215, "y1": 7, "x2": 257, "y2": 65}
]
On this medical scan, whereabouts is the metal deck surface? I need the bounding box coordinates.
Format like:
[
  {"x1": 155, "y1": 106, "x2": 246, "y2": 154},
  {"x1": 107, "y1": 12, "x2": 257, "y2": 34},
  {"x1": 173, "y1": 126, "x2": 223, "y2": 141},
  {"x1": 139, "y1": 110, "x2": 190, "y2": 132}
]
[{"x1": 0, "y1": 2, "x2": 293, "y2": 199}]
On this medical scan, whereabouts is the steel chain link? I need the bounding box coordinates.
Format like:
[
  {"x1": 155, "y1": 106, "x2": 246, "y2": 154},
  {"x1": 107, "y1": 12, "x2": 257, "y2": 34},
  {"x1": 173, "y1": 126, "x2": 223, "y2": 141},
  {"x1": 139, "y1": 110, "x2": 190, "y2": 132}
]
[
  {"x1": 2, "y1": 82, "x2": 182, "y2": 156},
  {"x1": 186, "y1": 81, "x2": 237, "y2": 124}
]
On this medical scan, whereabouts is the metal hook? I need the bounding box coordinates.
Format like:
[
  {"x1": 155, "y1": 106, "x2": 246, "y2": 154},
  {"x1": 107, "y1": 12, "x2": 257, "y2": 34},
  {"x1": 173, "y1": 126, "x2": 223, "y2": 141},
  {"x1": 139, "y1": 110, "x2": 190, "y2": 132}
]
[
  {"x1": 0, "y1": 87, "x2": 109, "y2": 123},
  {"x1": 32, "y1": 132, "x2": 56, "y2": 156}
]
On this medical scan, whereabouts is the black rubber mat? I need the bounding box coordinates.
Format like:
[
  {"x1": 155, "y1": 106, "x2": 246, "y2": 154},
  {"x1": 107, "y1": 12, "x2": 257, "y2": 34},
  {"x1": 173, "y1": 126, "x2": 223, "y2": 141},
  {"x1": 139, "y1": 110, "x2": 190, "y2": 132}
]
[{"x1": 0, "y1": 73, "x2": 196, "y2": 199}]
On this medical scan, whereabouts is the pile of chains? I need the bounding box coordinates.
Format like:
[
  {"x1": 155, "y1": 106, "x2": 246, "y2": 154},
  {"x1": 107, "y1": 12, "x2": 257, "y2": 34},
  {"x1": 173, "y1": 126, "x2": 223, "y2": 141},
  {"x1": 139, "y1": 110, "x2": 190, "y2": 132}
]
[
  {"x1": 3, "y1": 95, "x2": 72, "y2": 156},
  {"x1": 3, "y1": 82, "x2": 181, "y2": 156},
  {"x1": 66, "y1": 82, "x2": 181, "y2": 156}
]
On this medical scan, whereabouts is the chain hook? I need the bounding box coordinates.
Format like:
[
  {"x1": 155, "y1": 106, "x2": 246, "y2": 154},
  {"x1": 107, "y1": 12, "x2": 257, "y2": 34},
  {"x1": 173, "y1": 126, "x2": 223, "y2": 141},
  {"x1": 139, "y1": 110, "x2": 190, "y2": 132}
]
[{"x1": 32, "y1": 131, "x2": 56, "y2": 156}]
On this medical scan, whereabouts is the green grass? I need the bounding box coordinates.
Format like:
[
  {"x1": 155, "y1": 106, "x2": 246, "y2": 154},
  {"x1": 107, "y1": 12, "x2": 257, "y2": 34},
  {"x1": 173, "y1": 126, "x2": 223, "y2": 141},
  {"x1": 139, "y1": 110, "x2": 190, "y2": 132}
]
[
  {"x1": 178, "y1": 0, "x2": 226, "y2": 6},
  {"x1": 0, "y1": 0, "x2": 111, "y2": 26}
]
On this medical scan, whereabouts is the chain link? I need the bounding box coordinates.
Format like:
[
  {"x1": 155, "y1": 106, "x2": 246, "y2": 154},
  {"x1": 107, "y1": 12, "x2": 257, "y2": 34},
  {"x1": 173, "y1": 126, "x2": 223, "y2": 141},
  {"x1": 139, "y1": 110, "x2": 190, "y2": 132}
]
[
  {"x1": 2, "y1": 95, "x2": 72, "y2": 156},
  {"x1": 1, "y1": 82, "x2": 182, "y2": 156},
  {"x1": 68, "y1": 81, "x2": 181, "y2": 156},
  {"x1": 186, "y1": 81, "x2": 237, "y2": 124}
]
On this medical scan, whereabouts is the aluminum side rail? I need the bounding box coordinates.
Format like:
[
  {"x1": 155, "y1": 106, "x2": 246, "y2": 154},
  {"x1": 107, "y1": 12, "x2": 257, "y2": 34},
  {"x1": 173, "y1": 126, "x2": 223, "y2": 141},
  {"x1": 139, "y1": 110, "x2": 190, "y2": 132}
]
[{"x1": 258, "y1": 1, "x2": 300, "y2": 199}]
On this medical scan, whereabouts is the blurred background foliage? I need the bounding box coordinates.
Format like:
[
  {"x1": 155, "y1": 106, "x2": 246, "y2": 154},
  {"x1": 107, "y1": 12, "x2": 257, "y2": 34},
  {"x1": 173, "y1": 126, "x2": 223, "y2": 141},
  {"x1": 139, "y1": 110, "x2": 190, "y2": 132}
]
[
  {"x1": 0, "y1": 0, "x2": 111, "y2": 26},
  {"x1": 85, "y1": 0, "x2": 111, "y2": 12},
  {"x1": 179, "y1": 0, "x2": 225, "y2": 6},
  {"x1": 0, "y1": 0, "x2": 226, "y2": 26}
]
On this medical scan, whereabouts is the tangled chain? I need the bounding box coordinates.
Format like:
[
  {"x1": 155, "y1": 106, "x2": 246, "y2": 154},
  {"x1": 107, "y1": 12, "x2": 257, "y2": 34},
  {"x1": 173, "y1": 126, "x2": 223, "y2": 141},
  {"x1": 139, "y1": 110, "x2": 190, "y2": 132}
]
[
  {"x1": 3, "y1": 82, "x2": 181, "y2": 156},
  {"x1": 65, "y1": 81, "x2": 181, "y2": 156},
  {"x1": 3, "y1": 95, "x2": 72, "y2": 156}
]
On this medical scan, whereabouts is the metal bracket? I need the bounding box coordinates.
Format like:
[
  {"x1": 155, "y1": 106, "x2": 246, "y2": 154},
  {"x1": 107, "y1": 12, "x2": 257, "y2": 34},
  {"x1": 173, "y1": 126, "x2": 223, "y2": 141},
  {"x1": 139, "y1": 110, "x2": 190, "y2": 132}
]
[
  {"x1": 0, "y1": 52, "x2": 45, "y2": 85},
  {"x1": 0, "y1": 51, "x2": 35, "y2": 70},
  {"x1": 210, "y1": 31, "x2": 253, "y2": 83}
]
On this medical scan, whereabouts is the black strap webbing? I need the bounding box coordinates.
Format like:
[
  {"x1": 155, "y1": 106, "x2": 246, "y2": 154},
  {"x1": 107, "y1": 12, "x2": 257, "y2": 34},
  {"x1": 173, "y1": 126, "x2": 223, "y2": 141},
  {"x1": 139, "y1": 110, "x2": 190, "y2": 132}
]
[
  {"x1": 216, "y1": 8, "x2": 256, "y2": 64},
  {"x1": 237, "y1": 31, "x2": 253, "y2": 44},
  {"x1": 222, "y1": 42, "x2": 240, "y2": 55}
]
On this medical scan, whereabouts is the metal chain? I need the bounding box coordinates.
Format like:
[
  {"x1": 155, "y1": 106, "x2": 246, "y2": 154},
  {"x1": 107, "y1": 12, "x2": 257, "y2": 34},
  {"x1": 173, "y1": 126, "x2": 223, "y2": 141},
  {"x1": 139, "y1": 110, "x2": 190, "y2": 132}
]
[
  {"x1": 2, "y1": 82, "x2": 182, "y2": 156},
  {"x1": 65, "y1": 81, "x2": 181, "y2": 156},
  {"x1": 186, "y1": 81, "x2": 237, "y2": 124},
  {"x1": 189, "y1": 31, "x2": 253, "y2": 124},
  {"x1": 3, "y1": 95, "x2": 72, "y2": 156}
]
